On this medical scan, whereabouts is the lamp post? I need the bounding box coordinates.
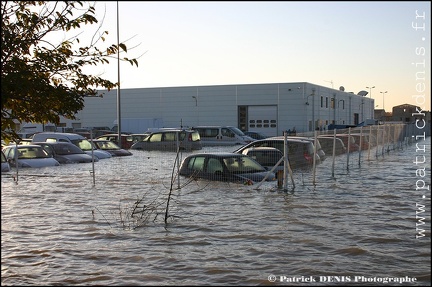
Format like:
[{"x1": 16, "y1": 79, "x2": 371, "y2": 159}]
[
  {"x1": 380, "y1": 91, "x2": 388, "y2": 110},
  {"x1": 366, "y1": 86, "x2": 375, "y2": 98},
  {"x1": 116, "y1": 1, "x2": 122, "y2": 148}
]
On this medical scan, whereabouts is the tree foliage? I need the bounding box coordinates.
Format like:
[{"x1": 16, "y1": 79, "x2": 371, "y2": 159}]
[{"x1": 1, "y1": 1, "x2": 138, "y2": 142}]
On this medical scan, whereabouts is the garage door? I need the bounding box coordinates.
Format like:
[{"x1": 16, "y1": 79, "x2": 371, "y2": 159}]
[{"x1": 248, "y1": 106, "x2": 277, "y2": 137}]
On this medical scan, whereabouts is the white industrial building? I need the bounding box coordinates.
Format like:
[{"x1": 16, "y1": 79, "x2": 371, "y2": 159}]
[{"x1": 62, "y1": 82, "x2": 375, "y2": 136}]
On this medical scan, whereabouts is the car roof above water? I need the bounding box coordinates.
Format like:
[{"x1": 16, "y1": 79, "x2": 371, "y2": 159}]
[
  {"x1": 32, "y1": 132, "x2": 85, "y2": 141},
  {"x1": 186, "y1": 152, "x2": 248, "y2": 158}
]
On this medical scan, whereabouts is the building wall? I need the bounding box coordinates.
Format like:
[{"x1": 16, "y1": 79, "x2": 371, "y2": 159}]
[{"x1": 65, "y1": 82, "x2": 374, "y2": 136}]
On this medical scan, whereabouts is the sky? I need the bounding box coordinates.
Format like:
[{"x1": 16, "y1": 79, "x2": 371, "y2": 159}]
[{"x1": 82, "y1": 1, "x2": 430, "y2": 112}]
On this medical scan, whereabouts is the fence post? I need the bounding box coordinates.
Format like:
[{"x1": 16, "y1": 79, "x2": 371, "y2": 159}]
[
  {"x1": 358, "y1": 126, "x2": 363, "y2": 166},
  {"x1": 312, "y1": 131, "x2": 317, "y2": 186},
  {"x1": 376, "y1": 125, "x2": 380, "y2": 158},
  {"x1": 367, "y1": 125, "x2": 372, "y2": 161},
  {"x1": 331, "y1": 128, "x2": 336, "y2": 179},
  {"x1": 382, "y1": 124, "x2": 386, "y2": 156}
]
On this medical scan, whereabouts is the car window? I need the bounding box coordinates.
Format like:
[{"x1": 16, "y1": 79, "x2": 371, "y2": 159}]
[
  {"x1": 206, "y1": 158, "x2": 223, "y2": 173},
  {"x1": 199, "y1": 128, "x2": 218, "y2": 137},
  {"x1": 149, "y1": 133, "x2": 162, "y2": 142},
  {"x1": 41, "y1": 145, "x2": 54, "y2": 156},
  {"x1": 187, "y1": 156, "x2": 205, "y2": 171},
  {"x1": 221, "y1": 128, "x2": 234, "y2": 137},
  {"x1": 178, "y1": 131, "x2": 186, "y2": 141},
  {"x1": 224, "y1": 156, "x2": 263, "y2": 173},
  {"x1": 190, "y1": 131, "x2": 200, "y2": 141},
  {"x1": 163, "y1": 132, "x2": 176, "y2": 141}
]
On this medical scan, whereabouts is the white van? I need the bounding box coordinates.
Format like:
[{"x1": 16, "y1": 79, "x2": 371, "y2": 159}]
[
  {"x1": 32, "y1": 132, "x2": 112, "y2": 160},
  {"x1": 192, "y1": 126, "x2": 254, "y2": 146}
]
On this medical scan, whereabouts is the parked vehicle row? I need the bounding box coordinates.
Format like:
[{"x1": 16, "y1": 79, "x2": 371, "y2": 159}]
[
  {"x1": 1, "y1": 131, "x2": 136, "y2": 170},
  {"x1": 2, "y1": 129, "x2": 369, "y2": 180},
  {"x1": 32, "y1": 132, "x2": 112, "y2": 160}
]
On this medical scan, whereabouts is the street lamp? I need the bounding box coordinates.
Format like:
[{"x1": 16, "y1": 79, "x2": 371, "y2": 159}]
[
  {"x1": 366, "y1": 86, "x2": 375, "y2": 99},
  {"x1": 380, "y1": 91, "x2": 388, "y2": 110}
]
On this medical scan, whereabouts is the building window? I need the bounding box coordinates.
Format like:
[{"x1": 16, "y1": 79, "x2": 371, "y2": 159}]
[
  {"x1": 325, "y1": 97, "x2": 328, "y2": 108},
  {"x1": 321, "y1": 96, "x2": 323, "y2": 107},
  {"x1": 238, "y1": 106, "x2": 247, "y2": 131}
]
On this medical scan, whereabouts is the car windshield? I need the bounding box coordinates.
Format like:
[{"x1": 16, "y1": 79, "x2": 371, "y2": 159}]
[
  {"x1": 16, "y1": 147, "x2": 50, "y2": 159},
  {"x1": 230, "y1": 127, "x2": 246, "y2": 136},
  {"x1": 223, "y1": 156, "x2": 265, "y2": 173}
]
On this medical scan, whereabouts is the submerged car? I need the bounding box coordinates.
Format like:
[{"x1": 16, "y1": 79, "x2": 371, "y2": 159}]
[
  {"x1": 91, "y1": 140, "x2": 133, "y2": 156},
  {"x1": 287, "y1": 136, "x2": 326, "y2": 162},
  {"x1": 96, "y1": 133, "x2": 135, "y2": 149},
  {"x1": 319, "y1": 134, "x2": 360, "y2": 152},
  {"x1": 32, "y1": 142, "x2": 97, "y2": 164},
  {"x1": 233, "y1": 137, "x2": 319, "y2": 170},
  {"x1": 2, "y1": 144, "x2": 60, "y2": 168},
  {"x1": 179, "y1": 152, "x2": 276, "y2": 184}
]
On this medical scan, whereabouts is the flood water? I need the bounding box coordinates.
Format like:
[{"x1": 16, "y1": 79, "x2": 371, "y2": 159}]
[{"x1": 1, "y1": 137, "x2": 431, "y2": 286}]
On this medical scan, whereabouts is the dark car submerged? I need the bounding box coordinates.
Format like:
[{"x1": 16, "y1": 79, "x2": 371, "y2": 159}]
[{"x1": 179, "y1": 153, "x2": 276, "y2": 184}]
